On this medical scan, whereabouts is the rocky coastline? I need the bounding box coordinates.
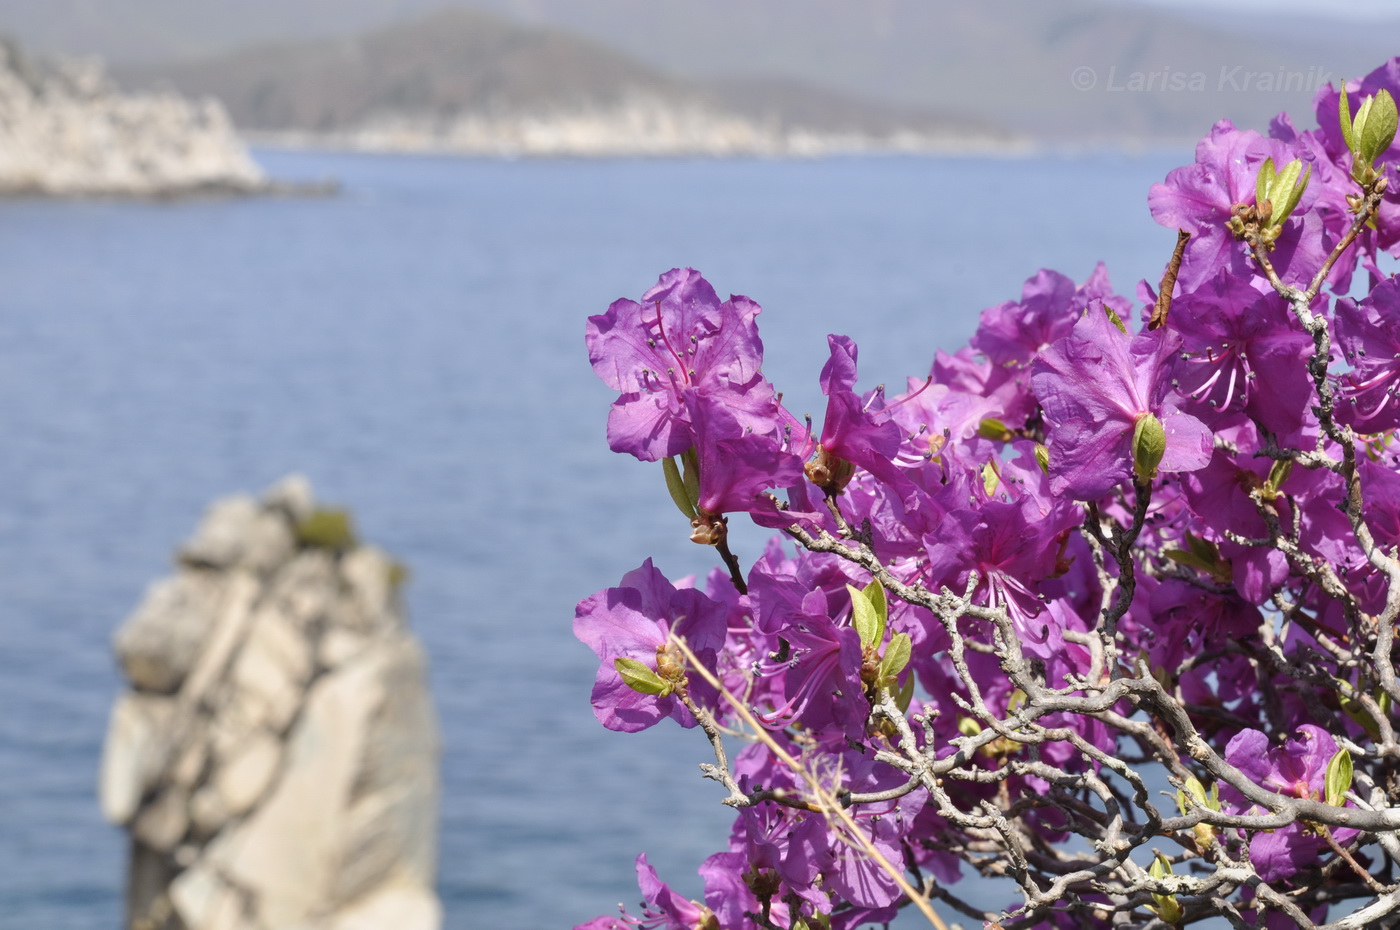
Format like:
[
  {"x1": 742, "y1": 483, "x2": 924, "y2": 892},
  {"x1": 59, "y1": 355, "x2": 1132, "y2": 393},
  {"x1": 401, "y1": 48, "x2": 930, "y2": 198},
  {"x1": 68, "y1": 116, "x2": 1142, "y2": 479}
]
[
  {"x1": 247, "y1": 95, "x2": 1020, "y2": 159},
  {"x1": 0, "y1": 36, "x2": 274, "y2": 197}
]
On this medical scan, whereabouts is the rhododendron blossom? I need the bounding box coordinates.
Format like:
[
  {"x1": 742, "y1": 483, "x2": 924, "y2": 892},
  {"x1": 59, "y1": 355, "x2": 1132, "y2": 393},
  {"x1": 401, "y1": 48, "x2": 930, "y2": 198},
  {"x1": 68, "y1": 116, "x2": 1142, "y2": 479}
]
[{"x1": 572, "y1": 57, "x2": 1400, "y2": 930}]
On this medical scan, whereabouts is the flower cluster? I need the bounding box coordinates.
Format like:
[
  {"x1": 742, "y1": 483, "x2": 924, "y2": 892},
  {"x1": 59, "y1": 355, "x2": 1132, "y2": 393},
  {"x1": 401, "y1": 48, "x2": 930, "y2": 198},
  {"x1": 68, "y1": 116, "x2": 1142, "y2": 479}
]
[{"x1": 573, "y1": 59, "x2": 1400, "y2": 930}]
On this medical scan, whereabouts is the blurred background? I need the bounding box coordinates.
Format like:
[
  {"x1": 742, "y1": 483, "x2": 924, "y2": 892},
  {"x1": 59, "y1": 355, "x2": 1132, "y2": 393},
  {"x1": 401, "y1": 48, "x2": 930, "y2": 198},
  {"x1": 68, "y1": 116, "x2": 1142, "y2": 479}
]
[{"x1": 1, "y1": 1, "x2": 1396, "y2": 928}]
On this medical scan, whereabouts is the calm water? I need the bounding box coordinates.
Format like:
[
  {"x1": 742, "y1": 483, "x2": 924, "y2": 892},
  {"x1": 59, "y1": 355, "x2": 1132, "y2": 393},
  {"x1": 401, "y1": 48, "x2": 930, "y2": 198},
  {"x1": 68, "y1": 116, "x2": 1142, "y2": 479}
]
[{"x1": 0, "y1": 148, "x2": 1184, "y2": 928}]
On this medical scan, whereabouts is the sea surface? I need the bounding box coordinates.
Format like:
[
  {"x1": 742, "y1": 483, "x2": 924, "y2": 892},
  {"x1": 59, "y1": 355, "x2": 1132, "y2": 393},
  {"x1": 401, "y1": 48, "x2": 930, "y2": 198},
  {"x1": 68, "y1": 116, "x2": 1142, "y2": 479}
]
[{"x1": 0, "y1": 147, "x2": 1187, "y2": 928}]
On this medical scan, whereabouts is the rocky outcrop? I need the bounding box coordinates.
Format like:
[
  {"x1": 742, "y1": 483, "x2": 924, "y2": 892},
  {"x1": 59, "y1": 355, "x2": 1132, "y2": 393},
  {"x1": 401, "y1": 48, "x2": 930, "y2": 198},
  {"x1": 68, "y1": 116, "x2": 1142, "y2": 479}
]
[
  {"x1": 0, "y1": 35, "x2": 267, "y2": 196},
  {"x1": 100, "y1": 476, "x2": 440, "y2": 930}
]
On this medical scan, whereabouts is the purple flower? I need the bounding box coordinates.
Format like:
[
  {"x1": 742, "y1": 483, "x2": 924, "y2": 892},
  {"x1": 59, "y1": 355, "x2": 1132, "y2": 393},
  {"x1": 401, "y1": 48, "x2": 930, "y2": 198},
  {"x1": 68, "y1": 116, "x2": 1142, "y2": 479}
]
[
  {"x1": 686, "y1": 392, "x2": 803, "y2": 521},
  {"x1": 587, "y1": 269, "x2": 777, "y2": 461},
  {"x1": 1222, "y1": 726, "x2": 1358, "y2": 883},
  {"x1": 822, "y1": 753, "x2": 928, "y2": 911},
  {"x1": 1166, "y1": 272, "x2": 1315, "y2": 437},
  {"x1": 805, "y1": 335, "x2": 911, "y2": 496},
  {"x1": 1030, "y1": 303, "x2": 1213, "y2": 500},
  {"x1": 1148, "y1": 120, "x2": 1327, "y2": 293},
  {"x1": 574, "y1": 560, "x2": 727, "y2": 733},
  {"x1": 697, "y1": 851, "x2": 791, "y2": 930},
  {"x1": 923, "y1": 497, "x2": 1081, "y2": 652},
  {"x1": 971, "y1": 264, "x2": 1130, "y2": 369},
  {"x1": 574, "y1": 854, "x2": 716, "y2": 930},
  {"x1": 1312, "y1": 59, "x2": 1400, "y2": 258},
  {"x1": 755, "y1": 594, "x2": 867, "y2": 736},
  {"x1": 1335, "y1": 276, "x2": 1400, "y2": 434}
]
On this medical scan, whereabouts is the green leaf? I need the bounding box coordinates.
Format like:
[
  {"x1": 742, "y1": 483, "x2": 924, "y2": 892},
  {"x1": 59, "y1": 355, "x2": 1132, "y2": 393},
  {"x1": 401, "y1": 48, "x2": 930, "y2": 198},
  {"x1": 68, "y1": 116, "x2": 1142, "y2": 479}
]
[
  {"x1": 1186, "y1": 532, "x2": 1220, "y2": 565},
  {"x1": 1146, "y1": 853, "x2": 1184, "y2": 923},
  {"x1": 662, "y1": 456, "x2": 698, "y2": 520},
  {"x1": 1267, "y1": 159, "x2": 1310, "y2": 227},
  {"x1": 1339, "y1": 82, "x2": 1356, "y2": 154},
  {"x1": 981, "y1": 460, "x2": 1001, "y2": 496},
  {"x1": 1164, "y1": 532, "x2": 1232, "y2": 583},
  {"x1": 1104, "y1": 303, "x2": 1128, "y2": 334},
  {"x1": 614, "y1": 657, "x2": 673, "y2": 696},
  {"x1": 1176, "y1": 774, "x2": 1207, "y2": 814},
  {"x1": 1034, "y1": 443, "x2": 1050, "y2": 474},
  {"x1": 845, "y1": 582, "x2": 879, "y2": 647},
  {"x1": 1326, "y1": 747, "x2": 1353, "y2": 807},
  {"x1": 1132, "y1": 412, "x2": 1167, "y2": 482},
  {"x1": 1151, "y1": 893, "x2": 1184, "y2": 925},
  {"x1": 1361, "y1": 88, "x2": 1398, "y2": 169},
  {"x1": 977, "y1": 417, "x2": 1013, "y2": 442},
  {"x1": 895, "y1": 673, "x2": 915, "y2": 713},
  {"x1": 879, "y1": 632, "x2": 912, "y2": 683},
  {"x1": 1256, "y1": 156, "x2": 1276, "y2": 213},
  {"x1": 1336, "y1": 677, "x2": 1383, "y2": 741},
  {"x1": 1354, "y1": 93, "x2": 1376, "y2": 158},
  {"x1": 681, "y1": 447, "x2": 702, "y2": 510},
  {"x1": 1263, "y1": 457, "x2": 1293, "y2": 500},
  {"x1": 865, "y1": 579, "x2": 887, "y2": 634},
  {"x1": 848, "y1": 579, "x2": 888, "y2": 649}
]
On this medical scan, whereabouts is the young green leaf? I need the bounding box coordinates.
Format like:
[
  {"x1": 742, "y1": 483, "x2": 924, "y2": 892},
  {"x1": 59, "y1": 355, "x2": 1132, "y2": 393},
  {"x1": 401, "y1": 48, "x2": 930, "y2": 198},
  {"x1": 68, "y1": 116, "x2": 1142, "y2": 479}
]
[
  {"x1": 1132, "y1": 412, "x2": 1167, "y2": 482},
  {"x1": 1340, "y1": 82, "x2": 1356, "y2": 153},
  {"x1": 977, "y1": 417, "x2": 1014, "y2": 442},
  {"x1": 865, "y1": 579, "x2": 887, "y2": 639},
  {"x1": 1361, "y1": 88, "x2": 1398, "y2": 169},
  {"x1": 848, "y1": 583, "x2": 881, "y2": 649},
  {"x1": 1326, "y1": 747, "x2": 1353, "y2": 807},
  {"x1": 1176, "y1": 774, "x2": 1208, "y2": 814},
  {"x1": 614, "y1": 657, "x2": 673, "y2": 696},
  {"x1": 848, "y1": 580, "x2": 888, "y2": 649},
  {"x1": 879, "y1": 632, "x2": 912, "y2": 683},
  {"x1": 681, "y1": 447, "x2": 702, "y2": 509},
  {"x1": 662, "y1": 456, "x2": 698, "y2": 520},
  {"x1": 1256, "y1": 156, "x2": 1276, "y2": 214},
  {"x1": 1263, "y1": 457, "x2": 1293, "y2": 500},
  {"x1": 1147, "y1": 854, "x2": 1184, "y2": 923},
  {"x1": 1104, "y1": 302, "x2": 1129, "y2": 334},
  {"x1": 895, "y1": 673, "x2": 915, "y2": 713},
  {"x1": 1268, "y1": 159, "x2": 1310, "y2": 228},
  {"x1": 981, "y1": 460, "x2": 1001, "y2": 496},
  {"x1": 1336, "y1": 678, "x2": 1383, "y2": 741}
]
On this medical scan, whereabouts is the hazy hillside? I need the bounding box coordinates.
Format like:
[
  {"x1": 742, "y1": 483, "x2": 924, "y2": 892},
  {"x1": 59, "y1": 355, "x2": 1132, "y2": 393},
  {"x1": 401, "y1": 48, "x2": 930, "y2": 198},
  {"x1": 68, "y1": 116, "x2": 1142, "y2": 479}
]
[
  {"x1": 114, "y1": 8, "x2": 1006, "y2": 156},
  {"x1": 455, "y1": 0, "x2": 1399, "y2": 142},
  {"x1": 4, "y1": 0, "x2": 1397, "y2": 144}
]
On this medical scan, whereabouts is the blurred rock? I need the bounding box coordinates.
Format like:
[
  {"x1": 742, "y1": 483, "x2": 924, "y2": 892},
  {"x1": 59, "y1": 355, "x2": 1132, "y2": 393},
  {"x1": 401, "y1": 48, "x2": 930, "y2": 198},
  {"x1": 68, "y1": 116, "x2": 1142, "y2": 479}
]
[
  {"x1": 0, "y1": 34, "x2": 268, "y2": 197},
  {"x1": 101, "y1": 477, "x2": 440, "y2": 930},
  {"x1": 99, "y1": 694, "x2": 176, "y2": 824},
  {"x1": 114, "y1": 572, "x2": 224, "y2": 695}
]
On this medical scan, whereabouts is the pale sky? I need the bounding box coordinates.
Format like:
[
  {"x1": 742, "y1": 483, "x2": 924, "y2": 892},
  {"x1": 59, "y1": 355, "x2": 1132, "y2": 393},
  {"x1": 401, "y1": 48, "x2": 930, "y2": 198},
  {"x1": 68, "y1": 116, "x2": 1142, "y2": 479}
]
[{"x1": 1131, "y1": 0, "x2": 1400, "y2": 19}]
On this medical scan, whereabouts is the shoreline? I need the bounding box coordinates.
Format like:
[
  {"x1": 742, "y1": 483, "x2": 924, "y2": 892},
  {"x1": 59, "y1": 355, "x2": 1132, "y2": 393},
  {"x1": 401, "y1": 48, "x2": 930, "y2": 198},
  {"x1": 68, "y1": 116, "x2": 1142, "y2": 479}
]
[
  {"x1": 0, "y1": 177, "x2": 340, "y2": 201},
  {"x1": 244, "y1": 132, "x2": 1194, "y2": 163}
]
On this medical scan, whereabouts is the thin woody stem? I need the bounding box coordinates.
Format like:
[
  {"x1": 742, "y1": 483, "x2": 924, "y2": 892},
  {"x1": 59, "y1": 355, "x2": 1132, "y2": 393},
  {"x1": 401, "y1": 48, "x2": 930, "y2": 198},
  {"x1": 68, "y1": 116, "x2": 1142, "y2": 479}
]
[{"x1": 674, "y1": 638, "x2": 953, "y2": 930}]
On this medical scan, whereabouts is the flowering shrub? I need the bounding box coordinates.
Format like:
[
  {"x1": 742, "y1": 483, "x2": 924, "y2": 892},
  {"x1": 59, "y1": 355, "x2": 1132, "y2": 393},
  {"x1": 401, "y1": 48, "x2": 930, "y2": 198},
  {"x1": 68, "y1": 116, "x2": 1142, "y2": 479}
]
[{"x1": 575, "y1": 59, "x2": 1400, "y2": 929}]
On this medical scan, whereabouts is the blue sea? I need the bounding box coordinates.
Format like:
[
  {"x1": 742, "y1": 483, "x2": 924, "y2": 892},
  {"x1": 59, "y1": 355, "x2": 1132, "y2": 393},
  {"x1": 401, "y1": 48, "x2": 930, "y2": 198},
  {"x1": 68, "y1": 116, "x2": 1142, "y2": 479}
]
[{"x1": 0, "y1": 148, "x2": 1186, "y2": 928}]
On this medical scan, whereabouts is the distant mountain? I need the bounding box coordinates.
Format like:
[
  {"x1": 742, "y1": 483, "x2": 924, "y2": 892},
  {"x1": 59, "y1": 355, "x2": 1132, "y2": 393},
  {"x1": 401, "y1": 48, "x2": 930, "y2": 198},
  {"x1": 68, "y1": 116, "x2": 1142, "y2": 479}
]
[
  {"x1": 114, "y1": 8, "x2": 1012, "y2": 157},
  {"x1": 4, "y1": 0, "x2": 1396, "y2": 145},
  {"x1": 452, "y1": 0, "x2": 1399, "y2": 143}
]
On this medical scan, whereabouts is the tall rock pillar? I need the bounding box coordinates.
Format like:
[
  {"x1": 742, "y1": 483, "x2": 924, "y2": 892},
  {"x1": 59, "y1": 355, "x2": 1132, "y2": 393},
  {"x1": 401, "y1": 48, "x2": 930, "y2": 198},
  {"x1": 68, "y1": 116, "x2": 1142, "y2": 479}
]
[{"x1": 100, "y1": 477, "x2": 441, "y2": 930}]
